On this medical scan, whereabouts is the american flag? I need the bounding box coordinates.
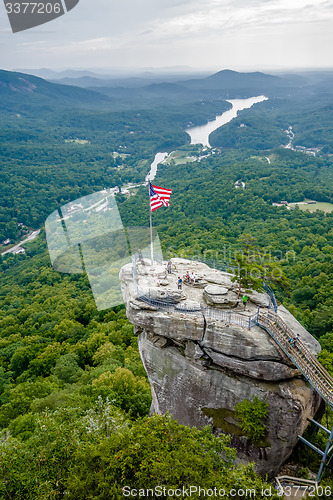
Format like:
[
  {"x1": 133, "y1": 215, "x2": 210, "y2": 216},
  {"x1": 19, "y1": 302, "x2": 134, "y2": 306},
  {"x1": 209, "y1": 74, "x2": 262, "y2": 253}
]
[{"x1": 149, "y1": 182, "x2": 172, "y2": 212}]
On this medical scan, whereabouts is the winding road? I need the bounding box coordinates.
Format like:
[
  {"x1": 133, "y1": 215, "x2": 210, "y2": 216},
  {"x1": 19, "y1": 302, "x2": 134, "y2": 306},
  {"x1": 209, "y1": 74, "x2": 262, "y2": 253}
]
[{"x1": 1, "y1": 230, "x2": 41, "y2": 256}]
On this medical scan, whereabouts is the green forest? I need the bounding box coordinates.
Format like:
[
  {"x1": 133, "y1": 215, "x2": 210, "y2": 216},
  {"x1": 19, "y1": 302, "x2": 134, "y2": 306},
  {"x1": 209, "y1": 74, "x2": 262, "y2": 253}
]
[
  {"x1": 1, "y1": 68, "x2": 333, "y2": 497},
  {"x1": 0, "y1": 98, "x2": 231, "y2": 242}
]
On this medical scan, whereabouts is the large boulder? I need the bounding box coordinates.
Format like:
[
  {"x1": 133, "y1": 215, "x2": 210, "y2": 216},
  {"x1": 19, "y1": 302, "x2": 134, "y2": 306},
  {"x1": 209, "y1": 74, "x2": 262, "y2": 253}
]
[
  {"x1": 139, "y1": 331, "x2": 321, "y2": 476},
  {"x1": 203, "y1": 284, "x2": 239, "y2": 308},
  {"x1": 120, "y1": 259, "x2": 322, "y2": 477}
]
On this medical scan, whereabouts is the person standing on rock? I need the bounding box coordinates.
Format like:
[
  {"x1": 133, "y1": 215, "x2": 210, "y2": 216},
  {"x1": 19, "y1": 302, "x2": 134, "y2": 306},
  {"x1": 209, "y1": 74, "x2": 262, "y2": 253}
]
[
  {"x1": 177, "y1": 277, "x2": 183, "y2": 290},
  {"x1": 167, "y1": 261, "x2": 172, "y2": 274},
  {"x1": 242, "y1": 294, "x2": 248, "y2": 310}
]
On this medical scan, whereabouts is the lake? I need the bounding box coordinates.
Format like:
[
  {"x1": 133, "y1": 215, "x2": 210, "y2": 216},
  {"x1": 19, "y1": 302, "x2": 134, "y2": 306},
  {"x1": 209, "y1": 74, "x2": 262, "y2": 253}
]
[
  {"x1": 186, "y1": 95, "x2": 268, "y2": 147},
  {"x1": 147, "y1": 95, "x2": 268, "y2": 181}
]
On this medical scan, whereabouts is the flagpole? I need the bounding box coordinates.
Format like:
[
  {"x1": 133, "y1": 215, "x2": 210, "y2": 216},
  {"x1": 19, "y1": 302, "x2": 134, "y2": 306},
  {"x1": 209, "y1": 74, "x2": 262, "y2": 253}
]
[{"x1": 148, "y1": 182, "x2": 154, "y2": 266}]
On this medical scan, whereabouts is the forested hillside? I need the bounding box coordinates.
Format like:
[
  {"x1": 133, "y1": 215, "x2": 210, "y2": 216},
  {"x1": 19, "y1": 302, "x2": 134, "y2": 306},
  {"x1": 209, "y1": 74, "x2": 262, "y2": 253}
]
[
  {"x1": 0, "y1": 70, "x2": 111, "y2": 114},
  {"x1": 210, "y1": 94, "x2": 333, "y2": 153},
  {"x1": 0, "y1": 236, "x2": 279, "y2": 498},
  {"x1": 0, "y1": 68, "x2": 233, "y2": 242}
]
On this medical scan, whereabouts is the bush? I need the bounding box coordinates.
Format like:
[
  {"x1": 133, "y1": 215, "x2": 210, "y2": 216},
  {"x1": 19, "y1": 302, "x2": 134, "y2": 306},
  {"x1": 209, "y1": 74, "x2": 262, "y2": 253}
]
[{"x1": 235, "y1": 396, "x2": 268, "y2": 443}]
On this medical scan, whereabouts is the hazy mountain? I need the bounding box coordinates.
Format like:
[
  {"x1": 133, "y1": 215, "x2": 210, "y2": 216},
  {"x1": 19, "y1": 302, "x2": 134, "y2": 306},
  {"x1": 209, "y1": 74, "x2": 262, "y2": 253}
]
[
  {"x1": 87, "y1": 82, "x2": 209, "y2": 109},
  {"x1": 86, "y1": 69, "x2": 296, "y2": 102},
  {"x1": 50, "y1": 72, "x2": 211, "y2": 89},
  {"x1": 15, "y1": 66, "x2": 207, "y2": 82},
  {"x1": 0, "y1": 69, "x2": 112, "y2": 115},
  {"x1": 207, "y1": 69, "x2": 280, "y2": 84},
  {"x1": 178, "y1": 69, "x2": 288, "y2": 97},
  {"x1": 1, "y1": 67, "x2": 323, "y2": 118},
  {"x1": 14, "y1": 68, "x2": 114, "y2": 80}
]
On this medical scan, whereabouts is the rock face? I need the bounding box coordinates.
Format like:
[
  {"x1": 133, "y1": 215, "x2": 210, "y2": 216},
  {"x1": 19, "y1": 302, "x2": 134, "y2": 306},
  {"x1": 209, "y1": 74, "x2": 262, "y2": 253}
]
[{"x1": 120, "y1": 258, "x2": 322, "y2": 477}]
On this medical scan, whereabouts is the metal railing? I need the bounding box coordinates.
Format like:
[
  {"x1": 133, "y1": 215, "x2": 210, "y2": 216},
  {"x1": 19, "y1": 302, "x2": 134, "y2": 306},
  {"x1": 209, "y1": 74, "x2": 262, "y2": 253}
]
[
  {"x1": 132, "y1": 254, "x2": 280, "y2": 314},
  {"x1": 194, "y1": 257, "x2": 234, "y2": 273},
  {"x1": 137, "y1": 288, "x2": 258, "y2": 329},
  {"x1": 203, "y1": 306, "x2": 258, "y2": 329},
  {"x1": 257, "y1": 311, "x2": 333, "y2": 407},
  {"x1": 166, "y1": 256, "x2": 280, "y2": 313},
  {"x1": 263, "y1": 283, "x2": 278, "y2": 312},
  {"x1": 256, "y1": 310, "x2": 333, "y2": 482}
]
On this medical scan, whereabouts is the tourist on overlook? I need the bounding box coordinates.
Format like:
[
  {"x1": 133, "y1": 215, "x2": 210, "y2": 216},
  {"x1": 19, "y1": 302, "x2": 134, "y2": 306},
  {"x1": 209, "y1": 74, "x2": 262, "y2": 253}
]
[
  {"x1": 242, "y1": 294, "x2": 248, "y2": 310},
  {"x1": 177, "y1": 277, "x2": 183, "y2": 290}
]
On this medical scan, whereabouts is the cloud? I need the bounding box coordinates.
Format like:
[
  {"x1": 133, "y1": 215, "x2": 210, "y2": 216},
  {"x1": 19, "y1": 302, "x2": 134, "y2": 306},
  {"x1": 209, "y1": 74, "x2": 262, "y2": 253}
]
[
  {"x1": 1, "y1": 0, "x2": 333, "y2": 70},
  {"x1": 148, "y1": 0, "x2": 333, "y2": 40}
]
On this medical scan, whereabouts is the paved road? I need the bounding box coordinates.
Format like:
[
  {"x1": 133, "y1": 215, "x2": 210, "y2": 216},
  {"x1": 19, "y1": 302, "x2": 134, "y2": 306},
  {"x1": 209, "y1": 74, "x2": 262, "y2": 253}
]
[{"x1": 1, "y1": 230, "x2": 41, "y2": 256}]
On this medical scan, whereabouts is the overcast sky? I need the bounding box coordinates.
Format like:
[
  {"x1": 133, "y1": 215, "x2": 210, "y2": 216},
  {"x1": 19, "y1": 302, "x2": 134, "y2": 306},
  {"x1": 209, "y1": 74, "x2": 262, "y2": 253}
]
[{"x1": 1, "y1": 0, "x2": 333, "y2": 73}]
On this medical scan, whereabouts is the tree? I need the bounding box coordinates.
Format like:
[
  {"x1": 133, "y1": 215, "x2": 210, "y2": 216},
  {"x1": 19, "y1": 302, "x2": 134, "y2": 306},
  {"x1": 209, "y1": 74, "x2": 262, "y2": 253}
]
[
  {"x1": 0, "y1": 404, "x2": 279, "y2": 500},
  {"x1": 235, "y1": 396, "x2": 269, "y2": 443},
  {"x1": 66, "y1": 413, "x2": 278, "y2": 500},
  {"x1": 51, "y1": 353, "x2": 83, "y2": 385},
  {"x1": 231, "y1": 234, "x2": 290, "y2": 298}
]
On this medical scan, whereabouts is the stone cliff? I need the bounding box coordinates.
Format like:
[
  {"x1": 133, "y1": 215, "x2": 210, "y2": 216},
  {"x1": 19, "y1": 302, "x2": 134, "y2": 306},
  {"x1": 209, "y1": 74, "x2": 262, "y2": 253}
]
[{"x1": 120, "y1": 258, "x2": 322, "y2": 476}]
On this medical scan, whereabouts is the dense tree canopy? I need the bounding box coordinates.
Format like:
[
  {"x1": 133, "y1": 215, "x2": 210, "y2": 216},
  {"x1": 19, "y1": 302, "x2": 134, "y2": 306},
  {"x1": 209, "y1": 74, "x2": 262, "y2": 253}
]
[{"x1": 1, "y1": 74, "x2": 333, "y2": 491}]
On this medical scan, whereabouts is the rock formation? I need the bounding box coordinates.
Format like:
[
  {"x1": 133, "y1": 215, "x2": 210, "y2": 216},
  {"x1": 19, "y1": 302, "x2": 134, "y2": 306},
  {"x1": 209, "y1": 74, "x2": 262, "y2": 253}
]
[{"x1": 120, "y1": 258, "x2": 322, "y2": 477}]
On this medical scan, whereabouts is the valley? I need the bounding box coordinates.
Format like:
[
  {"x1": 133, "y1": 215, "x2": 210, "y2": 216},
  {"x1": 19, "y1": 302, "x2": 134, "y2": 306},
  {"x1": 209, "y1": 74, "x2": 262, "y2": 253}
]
[{"x1": 0, "y1": 66, "x2": 333, "y2": 496}]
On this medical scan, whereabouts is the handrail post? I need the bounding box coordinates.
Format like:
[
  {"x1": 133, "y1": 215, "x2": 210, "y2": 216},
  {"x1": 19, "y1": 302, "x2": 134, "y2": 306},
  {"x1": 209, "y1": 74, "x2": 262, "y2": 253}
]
[{"x1": 316, "y1": 425, "x2": 333, "y2": 483}]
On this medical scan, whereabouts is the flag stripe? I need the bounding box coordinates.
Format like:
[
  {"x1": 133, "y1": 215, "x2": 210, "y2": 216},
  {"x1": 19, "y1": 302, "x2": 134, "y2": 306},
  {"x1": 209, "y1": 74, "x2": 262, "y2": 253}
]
[
  {"x1": 152, "y1": 185, "x2": 172, "y2": 202},
  {"x1": 152, "y1": 186, "x2": 172, "y2": 195}
]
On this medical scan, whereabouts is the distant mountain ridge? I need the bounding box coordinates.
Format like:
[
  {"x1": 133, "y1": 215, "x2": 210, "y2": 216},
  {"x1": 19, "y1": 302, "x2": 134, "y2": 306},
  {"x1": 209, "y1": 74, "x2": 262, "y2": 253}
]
[
  {"x1": 179, "y1": 69, "x2": 285, "y2": 95},
  {"x1": 14, "y1": 68, "x2": 114, "y2": 80},
  {"x1": 81, "y1": 68, "x2": 291, "y2": 108},
  {"x1": 0, "y1": 69, "x2": 111, "y2": 115},
  {"x1": 207, "y1": 69, "x2": 280, "y2": 84},
  {"x1": 48, "y1": 68, "x2": 285, "y2": 95},
  {"x1": 0, "y1": 67, "x2": 310, "y2": 117}
]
